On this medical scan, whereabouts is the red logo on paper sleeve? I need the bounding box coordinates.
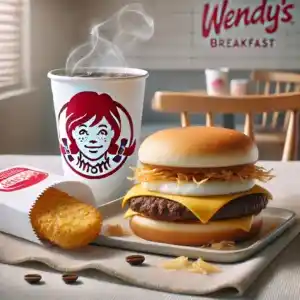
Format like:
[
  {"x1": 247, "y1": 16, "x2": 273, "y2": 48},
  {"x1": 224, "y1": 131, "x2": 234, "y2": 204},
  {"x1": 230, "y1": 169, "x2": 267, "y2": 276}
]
[
  {"x1": 0, "y1": 167, "x2": 49, "y2": 192},
  {"x1": 57, "y1": 92, "x2": 136, "y2": 179}
]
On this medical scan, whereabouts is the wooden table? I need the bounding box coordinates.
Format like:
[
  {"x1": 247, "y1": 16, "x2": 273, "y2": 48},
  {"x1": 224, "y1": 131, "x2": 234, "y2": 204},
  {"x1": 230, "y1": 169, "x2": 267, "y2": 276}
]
[{"x1": 1, "y1": 155, "x2": 300, "y2": 300}]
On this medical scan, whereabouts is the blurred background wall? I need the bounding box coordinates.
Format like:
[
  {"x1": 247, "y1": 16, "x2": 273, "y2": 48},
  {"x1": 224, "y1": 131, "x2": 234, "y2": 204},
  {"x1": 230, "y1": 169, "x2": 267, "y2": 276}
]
[{"x1": 0, "y1": 0, "x2": 299, "y2": 158}]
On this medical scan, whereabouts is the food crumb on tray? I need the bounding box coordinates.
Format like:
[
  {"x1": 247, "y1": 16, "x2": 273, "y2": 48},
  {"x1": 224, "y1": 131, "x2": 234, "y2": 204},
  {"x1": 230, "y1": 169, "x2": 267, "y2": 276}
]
[
  {"x1": 201, "y1": 241, "x2": 236, "y2": 250},
  {"x1": 103, "y1": 224, "x2": 131, "y2": 237},
  {"x1": 161, "y1": 256, "x2": 221, "y2": 275}
]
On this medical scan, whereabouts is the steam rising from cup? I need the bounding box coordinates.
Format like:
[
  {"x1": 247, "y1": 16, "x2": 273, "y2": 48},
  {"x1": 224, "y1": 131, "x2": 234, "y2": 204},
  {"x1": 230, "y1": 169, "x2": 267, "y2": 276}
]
[{"x1": 66, "y1": 3, "x2": 154, "y2": 75}]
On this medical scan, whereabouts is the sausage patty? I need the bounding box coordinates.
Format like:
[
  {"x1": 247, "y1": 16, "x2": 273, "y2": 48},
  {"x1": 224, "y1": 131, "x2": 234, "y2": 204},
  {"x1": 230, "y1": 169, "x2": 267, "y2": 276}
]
[{"x1": 128, "y1": 193, "x2": 268, "y2": 222}]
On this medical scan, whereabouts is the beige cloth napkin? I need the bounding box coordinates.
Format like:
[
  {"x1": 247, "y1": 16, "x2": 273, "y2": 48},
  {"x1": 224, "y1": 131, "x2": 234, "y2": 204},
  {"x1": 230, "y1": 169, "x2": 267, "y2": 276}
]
[{"x1": 0, "y1": 225, "x2": 299, "y2": 296}]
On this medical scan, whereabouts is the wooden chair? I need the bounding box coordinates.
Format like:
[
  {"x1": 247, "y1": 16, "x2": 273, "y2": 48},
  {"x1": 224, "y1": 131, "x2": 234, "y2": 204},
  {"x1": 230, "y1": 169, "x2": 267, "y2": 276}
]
[
  {"x1": 250, "y1": 71, "x2": 300, "y2": 139},
  {"x1": 249, "y1": 71, "x2": 300, "y2": 159},
  {"x1": 152, "y1": 92, "x2": 300, "y2": 161}
]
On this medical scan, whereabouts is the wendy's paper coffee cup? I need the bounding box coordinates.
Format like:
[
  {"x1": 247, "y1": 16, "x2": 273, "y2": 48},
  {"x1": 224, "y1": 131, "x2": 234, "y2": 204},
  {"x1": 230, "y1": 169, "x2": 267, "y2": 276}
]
[
  {"x1": 205, "y1": 68, "x2": 229, "y2": 96},
  {"x1": 230, "y1": 79, "x2": 249, "y2": 96},
  {"x1": 0, "y1": 166, "x2": 96, "y2": 245},
  {"x1": 48, "y1": 68, "x2": 148, "y2": 206}
]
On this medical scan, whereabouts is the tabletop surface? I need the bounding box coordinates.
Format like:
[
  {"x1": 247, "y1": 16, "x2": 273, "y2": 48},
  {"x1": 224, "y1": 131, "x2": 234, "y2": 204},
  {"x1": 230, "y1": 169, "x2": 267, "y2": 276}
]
[{"x1": 1, "y1": 156, "x2": 300, "y2": 300}]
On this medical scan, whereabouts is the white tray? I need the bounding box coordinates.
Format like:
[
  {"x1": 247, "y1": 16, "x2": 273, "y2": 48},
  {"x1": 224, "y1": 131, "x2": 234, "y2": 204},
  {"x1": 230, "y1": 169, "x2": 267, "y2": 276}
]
[{"x1": 94, "y1": 199, "x2": 296, "y2": 263}]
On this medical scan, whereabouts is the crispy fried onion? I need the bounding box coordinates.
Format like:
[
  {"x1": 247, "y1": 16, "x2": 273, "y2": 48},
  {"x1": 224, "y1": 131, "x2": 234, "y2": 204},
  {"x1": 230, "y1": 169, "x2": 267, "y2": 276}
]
[{"x1": 129, "y1": 164, "x2": 274, "y2": 184}]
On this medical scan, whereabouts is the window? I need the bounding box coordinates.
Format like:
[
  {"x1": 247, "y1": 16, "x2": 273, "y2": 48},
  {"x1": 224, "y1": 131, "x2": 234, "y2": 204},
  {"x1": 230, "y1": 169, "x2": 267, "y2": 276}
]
[{"x1": 0, "y1": 0, "x2": 30, "y2": 97}]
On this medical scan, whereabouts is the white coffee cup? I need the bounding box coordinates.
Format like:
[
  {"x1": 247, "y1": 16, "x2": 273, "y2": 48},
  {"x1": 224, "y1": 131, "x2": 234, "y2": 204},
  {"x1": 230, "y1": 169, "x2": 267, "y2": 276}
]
[
  {"x1": 205, "y1": 68, "x2": 229, "y2": 96},
  {"x1": 48, "y1": 67, "x2": 148, "y2": 206},
  {"x1": 230, "y1": 79, "x2": 249, "y2": 96}
]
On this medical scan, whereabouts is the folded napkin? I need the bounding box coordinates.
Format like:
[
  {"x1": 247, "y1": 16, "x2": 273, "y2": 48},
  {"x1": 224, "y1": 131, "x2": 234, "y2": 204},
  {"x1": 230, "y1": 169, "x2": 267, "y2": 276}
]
[{"x1": 0, "y1": 224, "x2": 299, "y2": 296}]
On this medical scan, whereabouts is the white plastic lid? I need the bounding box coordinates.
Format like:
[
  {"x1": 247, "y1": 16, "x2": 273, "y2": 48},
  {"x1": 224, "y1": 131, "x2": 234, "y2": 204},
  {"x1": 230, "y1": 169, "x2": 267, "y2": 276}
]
[{"x1": 231, "y1": 79, "x2": 249, "y2": 84}]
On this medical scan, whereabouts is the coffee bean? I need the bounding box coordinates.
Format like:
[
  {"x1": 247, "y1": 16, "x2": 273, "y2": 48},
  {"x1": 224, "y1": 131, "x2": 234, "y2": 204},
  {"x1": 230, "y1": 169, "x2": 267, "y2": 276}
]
[
  {"x1": 126, "y1": 255, "x2": 145, "y2": 266},
  {"x1": 24, "y1": 274, "x2": 42, "y2": 284},
  {"x1": 62, "y1": 273, "x2": 78, "y2": 284}
]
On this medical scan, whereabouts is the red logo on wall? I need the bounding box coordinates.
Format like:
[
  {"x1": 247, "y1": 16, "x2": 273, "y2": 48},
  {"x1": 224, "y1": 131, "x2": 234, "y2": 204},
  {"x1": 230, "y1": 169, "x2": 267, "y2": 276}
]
[
  {"x1": 58, "y1": 92, "x2": 136, "y2": 179},
  {"x1": 202, "y1": 0, "x2": 295, "y2": 48},
  {"x1": 0, "y1": 167, "x2": 49, "y2": 192}
]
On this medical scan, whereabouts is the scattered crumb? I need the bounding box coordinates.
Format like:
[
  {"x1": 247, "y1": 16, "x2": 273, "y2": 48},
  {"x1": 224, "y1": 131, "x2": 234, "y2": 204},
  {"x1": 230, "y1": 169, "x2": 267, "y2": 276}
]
[
  {"x1": 161, "y1": 256, "x2": 190, "y2": 270},
  {"x1": 161, "y1": 256, "x2": 221, "y2": 275},
  {"x1": 210, "y1": 241, "x2": 236, "y2": 250},
  {"x1": 103, "y1": 224, "x2": 130, "y2": 237},
  {"x1": 187, "y1": 258, "x2": 221, "y2": 274},
  {"x1": 199, "y1": 244, "x2": 212, "y2": 249},
  {"x1": 199, "y1": 241, "x2": 236, "y2": 250}
]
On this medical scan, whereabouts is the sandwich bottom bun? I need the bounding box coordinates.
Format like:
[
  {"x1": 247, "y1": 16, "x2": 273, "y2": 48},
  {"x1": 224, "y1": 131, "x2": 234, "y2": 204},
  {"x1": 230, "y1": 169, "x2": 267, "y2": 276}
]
[{"x1": 129, "y1": 215, "x2": 262, "y2": 246}]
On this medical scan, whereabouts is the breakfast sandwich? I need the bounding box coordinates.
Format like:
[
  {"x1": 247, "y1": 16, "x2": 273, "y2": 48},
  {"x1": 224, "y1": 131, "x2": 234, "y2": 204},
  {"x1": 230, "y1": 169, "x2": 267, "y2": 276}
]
[{"x1": 122, "y1": 126, "x2": 273, "y2": 246}]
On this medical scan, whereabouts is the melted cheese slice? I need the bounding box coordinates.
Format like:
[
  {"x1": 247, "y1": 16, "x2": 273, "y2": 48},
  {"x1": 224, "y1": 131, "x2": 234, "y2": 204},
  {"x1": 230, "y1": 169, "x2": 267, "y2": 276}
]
[
  {"x1": 122, "y1": 184, "x2": 272, "y2": 224},
  {"x1": 124, "y1": 208, "x2": 254, "y2": 232}
]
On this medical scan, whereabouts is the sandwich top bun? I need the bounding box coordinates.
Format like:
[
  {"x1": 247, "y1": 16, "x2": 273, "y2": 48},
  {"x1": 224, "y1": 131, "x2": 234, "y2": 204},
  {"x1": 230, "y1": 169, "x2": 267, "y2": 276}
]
[{"x1": 139, "y1": 126, "x2": 258, "y2": 168}]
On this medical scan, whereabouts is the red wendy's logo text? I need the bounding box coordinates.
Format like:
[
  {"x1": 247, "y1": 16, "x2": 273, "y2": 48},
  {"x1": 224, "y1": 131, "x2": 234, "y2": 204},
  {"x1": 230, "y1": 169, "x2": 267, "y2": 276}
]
[
  {"x1": 202, "y1": 0, "x2": 294, "y2": 37},
  {"x1": 202, "y1": 0, "x2": 295, "y2": 48}
]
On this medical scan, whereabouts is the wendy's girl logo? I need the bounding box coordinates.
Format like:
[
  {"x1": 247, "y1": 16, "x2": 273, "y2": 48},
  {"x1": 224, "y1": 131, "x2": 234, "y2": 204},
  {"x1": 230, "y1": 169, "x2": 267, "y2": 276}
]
[{"x1": 58, "y1": 92, "x2": 136, "y2": 179}]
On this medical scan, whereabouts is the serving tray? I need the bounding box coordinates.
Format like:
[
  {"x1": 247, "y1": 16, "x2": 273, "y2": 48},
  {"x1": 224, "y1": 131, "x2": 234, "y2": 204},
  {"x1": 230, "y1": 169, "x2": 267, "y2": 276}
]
[{"x1": 94, "y1": 198, "x2": 296, "y2": 263}]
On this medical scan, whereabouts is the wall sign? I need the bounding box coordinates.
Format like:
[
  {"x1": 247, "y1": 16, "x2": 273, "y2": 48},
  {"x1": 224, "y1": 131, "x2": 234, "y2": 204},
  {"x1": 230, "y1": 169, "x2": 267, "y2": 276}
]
[
  {"x1": 202, "y1": 0, "x2": 295, "y2": 49},
  {"x1": 126, "y1": 0, "x2": 300, "y2": 69}
]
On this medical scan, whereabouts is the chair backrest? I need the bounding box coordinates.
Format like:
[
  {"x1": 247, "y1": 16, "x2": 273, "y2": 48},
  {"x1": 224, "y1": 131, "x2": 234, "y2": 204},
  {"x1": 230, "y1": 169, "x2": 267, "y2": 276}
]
[
  {"x1": 250, "y1": 70, "x2": 300, "y2": 131},
  {"x1": 152, "y1": 91, "x2": 300, "y2": 161}
]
